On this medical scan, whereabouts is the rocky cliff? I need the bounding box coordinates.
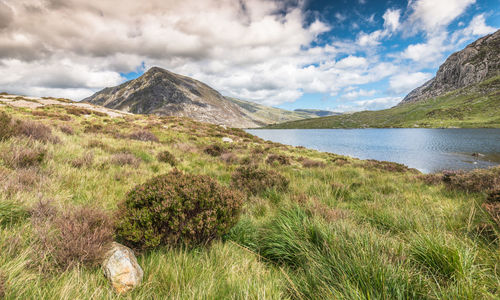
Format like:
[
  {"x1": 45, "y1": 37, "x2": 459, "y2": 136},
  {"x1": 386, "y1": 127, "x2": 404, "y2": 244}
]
[{"x1": 400, "y1": 29, "x2": 499, "y2": 104}]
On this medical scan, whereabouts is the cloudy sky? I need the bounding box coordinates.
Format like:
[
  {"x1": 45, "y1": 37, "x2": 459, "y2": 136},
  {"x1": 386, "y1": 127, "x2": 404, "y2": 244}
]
[{"x1": 0, "y1": 0, "x2": 498, "y2": 112}]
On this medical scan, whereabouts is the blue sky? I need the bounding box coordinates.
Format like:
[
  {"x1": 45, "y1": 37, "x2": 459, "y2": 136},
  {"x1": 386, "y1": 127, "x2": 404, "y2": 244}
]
[{"x1": 0, "y1": 0, "x2": 498, "y2": 112}]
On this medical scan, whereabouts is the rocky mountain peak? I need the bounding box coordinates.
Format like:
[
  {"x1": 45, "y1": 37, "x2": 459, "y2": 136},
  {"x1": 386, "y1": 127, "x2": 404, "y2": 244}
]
[{"x1": 400, "y1": 29, "x2": 500, "y2": 105}]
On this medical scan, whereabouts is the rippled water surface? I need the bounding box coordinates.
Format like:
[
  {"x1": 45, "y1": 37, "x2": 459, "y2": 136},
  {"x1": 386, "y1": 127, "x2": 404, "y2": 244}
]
[{"x1": 246, "y1": 129, "x2": 500, "y2": 173}]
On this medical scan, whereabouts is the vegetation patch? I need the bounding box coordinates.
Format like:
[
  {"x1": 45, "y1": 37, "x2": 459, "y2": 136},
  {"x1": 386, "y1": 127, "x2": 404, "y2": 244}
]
[
  {"x1": 128, "y1": 130, "x2": 159, "y2": 142},
  {"x1": 231, "y1": 165, "x2": 289, "y2": 195},
  {"x1": 116, "y1": 170, "x2": 243, "y2": 250},
  {"x1": 157, "y1": 150, "x2": 177, "y2": 166},
  {"x1": 204, "y1": 144, "x2": 225, "y2": 157},
  {"x1": 265, "y1": 154, "x2": 290, "y2": 165},
  {"x1": 31, "y1": 201, "x2": 114, "y2": 271},
  {"x1": 1, "y1": 141, "x2": 47, "y2": 168}
]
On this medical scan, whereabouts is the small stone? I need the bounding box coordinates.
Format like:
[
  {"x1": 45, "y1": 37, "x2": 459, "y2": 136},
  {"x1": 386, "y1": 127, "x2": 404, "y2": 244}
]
[
  {"x1": 102, "y1": 242, "x2": 143, "y2": 293},
  {"x1": 222, "y1": 137, "x2": 233, "y2": 143}
]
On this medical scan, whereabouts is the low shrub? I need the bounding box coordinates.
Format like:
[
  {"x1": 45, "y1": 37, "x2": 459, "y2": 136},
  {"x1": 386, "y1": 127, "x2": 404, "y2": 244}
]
[
  {"x1": 483, "y1": 189, "x2": 500, "y2": 227},
  {"x1": 1, "y1": 167, "x2": 43, "y2": 194},
  {"x1": 65, "y1": 106, "x2": 93, "y2": 116},
  {"x1": 115, "y1": 170, "x2": 243, "y2": 250},
  {"x1": 109, "y1": 153, "x2": 140, "y2": 167},
  {"x1": 204, "y1": 144, "x2": 224, "y2": 157},
  {"x1": 83, "y1": 124, "x2": 104, "y2": 134},
  {"x1": 129, "y1": 130, "x2": 159, "y2": 142},
  {"x1": 15, "y1": 120, "x2": 59, "y2": 144},
  {"x1": 0, "y1": 112, "x2": 14, "y2": 141},
  {"x1": 59, "y1": 125, "x2": 74, "y2": 135},
  {"x1": 364, "y1": 159, "x2": 416, "y2": 173},
  {"x1": 157, "y1": 150, "x2": 177, "y2": 166},
  {"x1": 31, "y1": 202, "x2": 114, "y2": 271},
  {"x1": 421, "y1": 167, "x2": 500, "y2": 193},
  {"x1": 220, "y1": 152, "x2": 238, "y2": 164},
  {"x1": 266, "y1": 154, "x2": 290, "y2": 166},
  {"x1": 71, "y1": 152, "x2": 94, "y2": 168},
  {"x1": 1, "y1": 142, "x2": 47, "y2": 168},
  {"x1": 32, "y1": 110, "x2": 72, "y2": 121},
  {"x1": 231, "y1": 165, "x2": 289, "y2": 195},
  {"x1": 301, "y1": 158, "x2": 326, "y2": 168}
]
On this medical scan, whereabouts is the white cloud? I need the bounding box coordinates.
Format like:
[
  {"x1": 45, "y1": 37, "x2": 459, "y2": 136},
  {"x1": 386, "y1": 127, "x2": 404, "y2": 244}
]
[
  {"x1": 341, "y1": 89, "x2": 377, "y2": 100},
  {"x1": 401, "y1": 32, "x2": 450, "y2": 63},
  {"x1": 460, "y1": 14, "x2": 496, "y2": 36},
  {"x1": 383, "y1": 9, "x2": 401, "y2": 32},
  {"x1": 389, "y1": 72, "x2": 433, "y2": 94},
  {"x1": 336, "y1": 97, "x2": 401, "y2": 112},
  {"x1": 408, "y1": 0, "x2": 476, "y2": 34}
]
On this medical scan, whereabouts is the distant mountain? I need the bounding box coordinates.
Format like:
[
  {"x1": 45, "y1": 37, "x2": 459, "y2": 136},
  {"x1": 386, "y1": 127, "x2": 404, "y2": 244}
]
[
  {"x1": 401, "y1": 29, "x2": 499, "y2": 104},
  {"x1": 225, "y1": 97, "x2": 339, "y2": 125},
  {"x1": 293, "y1": 109, "x2": 341, "y2": 117},
  {"x1": 83, "y1": 67, "x2": 331, "y2": 128},
  {"x1": 267, "y1": 30, "x2": 500, "y2": 129}
]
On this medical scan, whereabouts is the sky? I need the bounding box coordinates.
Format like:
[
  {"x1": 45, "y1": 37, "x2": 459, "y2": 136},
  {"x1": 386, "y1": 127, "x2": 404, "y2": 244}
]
[{"x1": 0, "y1": 0, "x2": 498, "y2": 112}]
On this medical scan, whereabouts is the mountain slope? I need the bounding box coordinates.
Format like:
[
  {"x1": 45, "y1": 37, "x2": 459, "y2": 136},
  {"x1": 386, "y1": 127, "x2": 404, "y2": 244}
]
[
  {"x1": 267, "y1": 31, "x2": 500, "y2": 129},
  {"x1": 225, "y1": 97, "x2": 338, "y2": 125},
  {"x1": 401, "y1": 29, "x2": 499, "y2": 104},
  {"x1": 84, "y1": 67, "x2": 259, "y2": 128}
]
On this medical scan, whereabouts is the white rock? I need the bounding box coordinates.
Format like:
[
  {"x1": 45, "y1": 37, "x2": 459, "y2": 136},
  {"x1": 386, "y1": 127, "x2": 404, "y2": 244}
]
[
  {"x1": 102, "y1": 242, "x2": 143, "y2": 293},
  {"x1": 222, "y1": 137, "x2": 233, "y2": 143}
]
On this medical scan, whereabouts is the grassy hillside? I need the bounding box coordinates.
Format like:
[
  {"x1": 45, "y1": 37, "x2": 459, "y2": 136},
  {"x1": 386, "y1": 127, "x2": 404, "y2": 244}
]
[
  {"x1": 225, "y1": 97, "x2": 333, "y2": 126},
  {"x1": 0, "y1": 102, "x2": 499, "y2": 299},
  {"x1": 266, "y1": 76, "x2": 500, "y2": 129}
]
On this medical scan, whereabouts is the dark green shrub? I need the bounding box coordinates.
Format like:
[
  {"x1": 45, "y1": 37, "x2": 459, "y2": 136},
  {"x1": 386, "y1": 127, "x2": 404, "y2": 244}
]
[
  {"x1": 231, "y1": 165, "x2": 289, "y2": 195},
  {"x1": 204, "y1": 144, "x2": 224, "y2": 157},
  {"x1": 116, "y1": 170, "x2": 243, "y2": 250},
  {"x1": 157, "y1": 150, "x2": 177, "y2": 166},
  {"x1": 266, "y1": 154, "x2": 290, "y2": 165}
]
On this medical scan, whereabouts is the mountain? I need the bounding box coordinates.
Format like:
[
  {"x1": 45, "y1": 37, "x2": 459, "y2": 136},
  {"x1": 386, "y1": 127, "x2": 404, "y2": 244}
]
[
  {"x1": 84, "y1": 67, "x2": 260, "y2": 128},
  {"x1": 84, "y1": 67, "x2": 332, "y2": 128},
  {"x1": 225, "y1": 97, "x2": 339, "y2": 125},
  {"x1": 401, "y1": 30, "x2": 500, "y2": 104},
  {"x1": 266, "y1": 31, "x2": 500, "y2": 129},
  {"x1": 293, "y1": 109, "x2": 341, "y2": 117}
]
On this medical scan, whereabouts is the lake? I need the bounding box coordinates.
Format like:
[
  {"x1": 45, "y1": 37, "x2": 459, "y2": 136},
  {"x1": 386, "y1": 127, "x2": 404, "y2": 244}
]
[{"x1": 246, "y1": 128, "x2": 500, "y2": 173}]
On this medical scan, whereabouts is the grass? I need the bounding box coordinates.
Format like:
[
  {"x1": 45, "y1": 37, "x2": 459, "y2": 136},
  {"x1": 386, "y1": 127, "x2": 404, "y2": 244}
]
[
  {"x1": 0, "y1": 103, "x2": 498, "y2": 299},
  {"x1": 266, "y1": 76, "x2": 500, "y2": 129}
]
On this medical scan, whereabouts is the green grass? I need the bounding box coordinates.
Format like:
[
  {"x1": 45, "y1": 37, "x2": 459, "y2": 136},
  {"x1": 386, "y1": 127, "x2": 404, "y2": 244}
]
[
  {"x1": 0, "y1": 103, "x2": 498, "y2": 299},
  {"x1": 266, "y1": 76, "x2": 500, "y2": 129}
]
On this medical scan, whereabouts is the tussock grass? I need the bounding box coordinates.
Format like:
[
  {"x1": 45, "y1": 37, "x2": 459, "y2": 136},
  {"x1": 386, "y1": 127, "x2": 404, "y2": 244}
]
[{"x1": 0, "y1": 105, "x2": 498, "y2": 299}]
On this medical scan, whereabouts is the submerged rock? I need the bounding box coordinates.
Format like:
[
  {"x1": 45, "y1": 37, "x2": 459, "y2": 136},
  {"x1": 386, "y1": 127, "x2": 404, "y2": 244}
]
[{"x1": 102, "y1": 242, "x2": 143, "y2": 293}]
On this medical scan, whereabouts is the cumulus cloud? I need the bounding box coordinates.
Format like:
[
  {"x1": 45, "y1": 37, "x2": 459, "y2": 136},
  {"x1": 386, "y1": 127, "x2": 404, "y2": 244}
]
[
  {"x1": 336, "y1": 97, "x2": 401, "y2": 112},
  {"x1": 408, "y1": 0, "x2": 476, "y2": 34},
  {"x1": 389, "y1": 72, "x2": 433, "y2": 94},
  {"x1": 341, "y1": 89, "x2": 377, "y2": 100},
  {"x1": 383, "y1": 9, "x2": 401, "y2": 32}
]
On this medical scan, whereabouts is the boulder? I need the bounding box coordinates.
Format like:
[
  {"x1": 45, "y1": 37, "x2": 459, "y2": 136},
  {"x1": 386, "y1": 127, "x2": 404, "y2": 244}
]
[
  {"x1": 102, "y1": 242, "x2": 143, "y2": 293},
  {"x1": 222, "y1": 137, "x2": 233, "y2": 143}
]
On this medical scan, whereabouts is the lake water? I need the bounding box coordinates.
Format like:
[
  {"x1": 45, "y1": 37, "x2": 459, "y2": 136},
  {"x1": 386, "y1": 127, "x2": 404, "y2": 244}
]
[{"x1": 246, "y1": 129, "x2": 500, "y2": 173}]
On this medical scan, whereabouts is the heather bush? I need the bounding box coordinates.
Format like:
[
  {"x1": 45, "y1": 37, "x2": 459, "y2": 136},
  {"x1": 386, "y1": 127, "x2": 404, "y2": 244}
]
[
  {"x1": 15, "y1": 120, "x2": 59, "y2": 144},
  {"x1": 157, "y1": 150, "x2": 177, "y2": 166},
  {"x1": 109, "y1": 153, "x2": 140, "y2": 167},
  {"x1": 71, "y1": 152, "x2": 94, "y2": 168},
  {"x1": 421, "y1": 167, "x2": 500, "y2": 193},
  {"x1": 0, "y1": 112, "x2": 14, "y2": 141},
  {"x1": 1, "y1": 141, "x2": 47, "y2": 168},
  {"x1": 301, "y1": 158, "x2": 326, "y2": 168},
  {"x1": 115, "y1": 170, "x2": 243, "y2": 250},
  {"x1": 31, "y1": 202, "x2": 114, "y2": 271},
  {"x1": 364, "y1": 159, "x2": 416, "y2": 173},
  {"x1": 59, "y1": 124, "x2": 74, "y2": 135},
  {"x1": 266, "y1": 154, "x2": 290, "y2": 166},
  {"x1": 231, "y1": 165, "x2": 289, "y2": 195},
  {"x1": 65, "y1": 106, "x2": 93, "y2": 116},
  {"x1": 129, "y1": 130, "x2": 159, "y2": 142},
  {"x1": 220, "y1": 152, "x2": 238, "y2": 164},
  {"x1": 204, "y1": 144, "x2": 224, "y2": 157}
]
